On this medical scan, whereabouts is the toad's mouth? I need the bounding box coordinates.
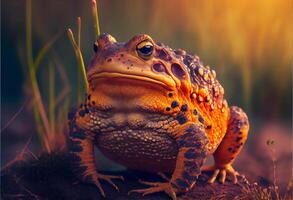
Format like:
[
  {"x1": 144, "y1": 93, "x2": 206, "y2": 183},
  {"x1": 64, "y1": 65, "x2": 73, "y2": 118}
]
[{"x1": 88, "y1": 71, "x2": 176, "y2": 90}]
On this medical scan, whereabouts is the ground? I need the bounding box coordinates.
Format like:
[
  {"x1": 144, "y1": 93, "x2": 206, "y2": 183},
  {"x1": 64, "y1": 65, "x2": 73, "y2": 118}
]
[{"x1": 2, "y1": 151, "x2": 289, "y2": 200}]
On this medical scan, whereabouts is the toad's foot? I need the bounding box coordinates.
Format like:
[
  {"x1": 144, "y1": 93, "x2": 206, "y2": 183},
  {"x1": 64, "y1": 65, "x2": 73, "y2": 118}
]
[
  {"x1": 87, "y1": 173, "x2": 124, "y2": 197},
  {"x1": 201, "y1": 164, "x2": 239, "y2": 184},
  {"x1": 129, "y1": 180, "x2": 177, "y2": 200}
]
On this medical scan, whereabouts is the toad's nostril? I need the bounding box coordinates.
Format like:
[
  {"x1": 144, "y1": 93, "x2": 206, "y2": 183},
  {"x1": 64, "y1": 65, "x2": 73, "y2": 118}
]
[
  {"x1": 171, "y1": 63, "x2": 185, "y2": 80},
  {"x1": 152, "y1": 63, "x2": 166, "y2": 73}
]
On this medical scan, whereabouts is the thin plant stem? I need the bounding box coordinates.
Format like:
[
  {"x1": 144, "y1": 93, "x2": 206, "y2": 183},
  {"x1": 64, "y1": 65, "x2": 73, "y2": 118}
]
[
  {"x1": 26, "y1": 0, "x2": 51, "y2": 153},
  {"x1": 92, "y1": 0, "x2": 101, "y2": 38},
  {"x1": 53, "y1": 57, "x2": 71, "y2": 107},
  {"x1": 49, "y1": 63, "x2": 55, "y2": 144},
  {"x1": 33, "y1": 31, "x2": 62, "y2": 71},
  {"x1": 0, "y1": 99, "x2": 28, "y2": 133},
  {"x1": 77, "y1": 17, "x2": 82, "y2": 103},
  {"x1": 67, "y1": 28, "x2": 89, "y2": 92},
  {"x1": 77, "y1": 17, "x2": 81, "y2": 48}
]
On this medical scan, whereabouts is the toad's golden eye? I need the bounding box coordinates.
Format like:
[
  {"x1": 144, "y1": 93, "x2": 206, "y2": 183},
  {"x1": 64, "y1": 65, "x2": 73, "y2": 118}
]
[{"x1": 136, "y1": 41, "x2": 154, "y2": 60}]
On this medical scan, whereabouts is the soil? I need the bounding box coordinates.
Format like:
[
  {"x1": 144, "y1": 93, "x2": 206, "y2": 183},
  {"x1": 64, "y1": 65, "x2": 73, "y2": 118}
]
[{"x1": 0, "y1": 152, "x2": 289, "y2": 200}]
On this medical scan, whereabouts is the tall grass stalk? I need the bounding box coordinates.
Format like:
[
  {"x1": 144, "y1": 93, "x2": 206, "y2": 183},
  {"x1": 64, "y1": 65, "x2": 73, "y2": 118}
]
[
  {"x1": 67, "y1": 28, "x2": 89, "y2": 92},
  {"x1": 26, "y1": 0, "x2": 51, "y2": 153},
  {"x1": 92, "y1": 0, "x2": 101, "y2": 38},
  {"x1": 77, "y1": 17, "x2": 83, "y2": 103},
  {"x1": 49, "y1": 63, "x2": 55, "y2": 143},
  {"x1": 33, "y1": 32, "x2": 62, "y2": 71}
]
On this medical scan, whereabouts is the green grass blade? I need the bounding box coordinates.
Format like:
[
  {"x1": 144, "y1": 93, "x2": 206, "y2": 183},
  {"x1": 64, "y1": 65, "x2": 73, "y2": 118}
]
[
  {"x1": 92, "y1": 0, "x2": 101, "y2": 38},
  {"x1": 67, "y1": 28, "x2": 89, "y2": 92},
  {"x1": 34, "y1": 31, "x2": 62, "y2": 71},
  {"x1": 26, "y1": 0, "x2": 51, "y2": 153},
  {"x1": 49, "y1": 63, "x2": 55, "y2": 135},
  {"x1": 77, "y1": 17, "x2": 82, "y2": 103}
]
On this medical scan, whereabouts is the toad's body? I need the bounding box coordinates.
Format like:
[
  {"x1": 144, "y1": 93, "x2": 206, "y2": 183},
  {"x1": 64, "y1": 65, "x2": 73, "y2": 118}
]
[{"x1": 68, "y1": 34, "x2": 249, "y2": 199}]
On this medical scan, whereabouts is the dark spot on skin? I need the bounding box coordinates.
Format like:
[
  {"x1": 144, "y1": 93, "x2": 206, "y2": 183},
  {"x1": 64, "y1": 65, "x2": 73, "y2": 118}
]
[
  {"x1": 182, "y1": 171, "x2": 197, "y2": 182},
  {"x1": 177, "y1": 115, "x2": 188, "y2": 124},
  {"x1": 240, "y1": 142, "x2": 243, "y2": 145},
  {"x1": 120, "y1": 54, "x2": 124, "y2": 57},
  {"x1": 236, "y1": 137, "x2": 242, "y2": 142},
  {"x1": 92, "y1": 101, "x2": 95, "y2": 105},
  {"x1": 157, "y1": 49, "x2": 171, "y2": 61},
  {"x1": 177, "y1": 125, "x2": 207, "y2": 148},
  {"x1": 130, "y1": 64, "x2": 133, "y2": 66},
  {"x1": 198, "y1": 116, "x2": 204, "y2": 124},
  {"x1": 171, "y1": 101, "x2": 179, "y2": 108},
  {"x1": 152, "y1": 63, "x2": 166, "y2": 73},
  {"x1": 79, "y1": 110, "x2": 85, "y2": 117},
  {"x1": 166, "y1": 107, "x2": 171, "y2": 111},
  {"x1": 70, "y1": 131, "x2": 86, "y2": 139},
  {"x1": 184, "y1": 149, "x2": 198, "y2": 159},
  {"x1": 70, "y1": 141, "x2": 83, "y2": 152},
  {"x1": 171, "y1": 63, "x2": 185, "y2": 80},
  {"x1": 231, "y1": 150, "x2": 236, "y2": 153},
  {"x1": 194, "y1": 141, "x2": 203, "y2": 148},
  {"x1": 178, "y1": 139, "x2": 197, "y2": 148},
  {"x1": 87, "y1": 95, "x2": 91, "y2": 100},
  {"x1": 234, "y1": 127, "x2": 240, "y2": 132},
  {"x1": 206, "y1": 125, "x2": 212, "y2": 129},
  {"x1": 184, "y1": 161, "x2": 201, "y2": 174},
  {"x1": 228, "y1": 147, "x2": 233, "y2": 152},
  {"x1": 177, "y1": 133, "x2": 196, "y2": 148},
  {"x1": 177, "y1": 133, "x2": 193, "y2": 141},
  {"x1": 193, "y1": 109, "x2": 198, "y2": 115},
  {"x1": 68, "y1": 112, "x2": 75, "y2": 120},
  {"x1": 186, "y1": 127, "x2": 194, "y2": 133},
  {"x1": 168, "y1": 93, "x2": 173, "y2": 97},
  {"x1": 175, "y1": 179, "x2": 189, "y2": 189},
  {"x1": 181, "y1": 104, "x2": 188, "y2": 112},
  {"x1": 238, "y1": 131, "x2": 242, "y2": 135}
]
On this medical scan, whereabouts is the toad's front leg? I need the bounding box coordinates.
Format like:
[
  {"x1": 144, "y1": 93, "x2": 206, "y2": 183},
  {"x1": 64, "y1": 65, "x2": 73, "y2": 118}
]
[
  {"x1": 129, "y1": 123, "x2": 209, "y2": 200},
  {"x1": 68, "y1": 109, "x2": 123, "y2": 197}
]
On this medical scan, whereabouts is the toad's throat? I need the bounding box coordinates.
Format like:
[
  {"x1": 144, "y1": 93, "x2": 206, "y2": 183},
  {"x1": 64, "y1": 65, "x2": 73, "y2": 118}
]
[{"x1": 88, "y1": 72, "x2": 174, "y2": 90}]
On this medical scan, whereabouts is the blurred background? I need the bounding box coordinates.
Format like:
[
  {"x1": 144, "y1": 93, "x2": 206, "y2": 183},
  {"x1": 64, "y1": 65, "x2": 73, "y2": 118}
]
[{"x1": 1, "y1": 0, "x2": 292, "y2": 192}]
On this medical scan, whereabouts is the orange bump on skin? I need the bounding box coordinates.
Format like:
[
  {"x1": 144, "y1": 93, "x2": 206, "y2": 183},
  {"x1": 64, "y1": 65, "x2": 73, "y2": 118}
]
[
  {"x1": 198, "y1": 68, "x2": 204, "y2": 76},
  {"x1": 198, "y1": 88, "x2": 209, "y2": 97}
]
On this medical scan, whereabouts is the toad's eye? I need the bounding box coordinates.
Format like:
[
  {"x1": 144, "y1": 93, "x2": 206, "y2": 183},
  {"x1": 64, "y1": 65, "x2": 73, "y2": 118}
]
[{"x1": 136, "y1": 41, "x2": 154, "y2": 60}]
